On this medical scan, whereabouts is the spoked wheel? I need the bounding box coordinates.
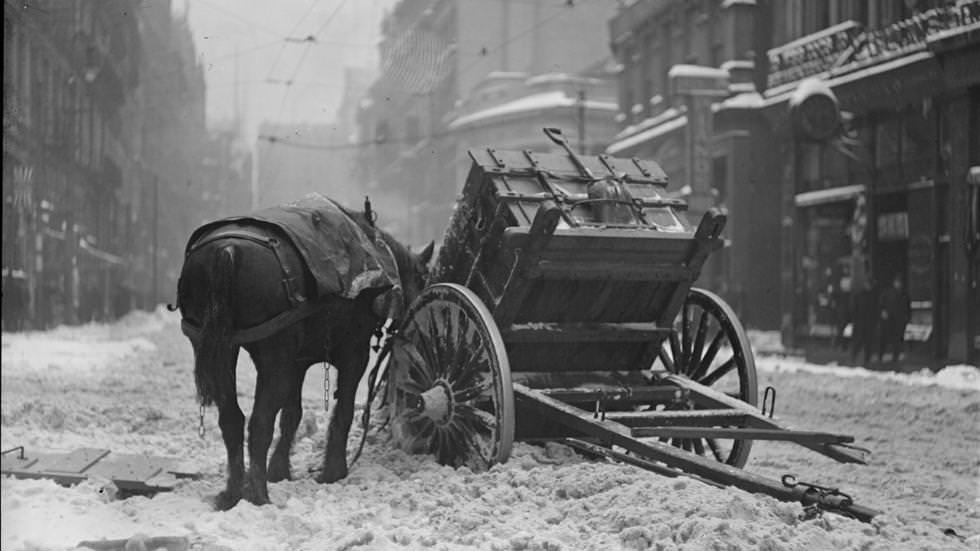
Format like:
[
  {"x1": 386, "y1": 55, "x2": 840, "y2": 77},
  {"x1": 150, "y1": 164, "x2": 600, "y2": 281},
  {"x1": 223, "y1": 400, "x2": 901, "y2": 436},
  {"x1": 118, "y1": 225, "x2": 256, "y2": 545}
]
[
  {"x1": 651, "y1": 287, "x2": 757, "y2": 467},
  {"x1": 387, "y1": 283, "x2": 514, "y2": 470}
]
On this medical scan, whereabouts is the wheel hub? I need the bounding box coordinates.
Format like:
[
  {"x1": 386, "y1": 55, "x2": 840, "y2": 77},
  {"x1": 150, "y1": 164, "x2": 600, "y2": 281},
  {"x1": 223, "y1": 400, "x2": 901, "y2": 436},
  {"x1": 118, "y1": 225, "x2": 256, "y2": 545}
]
[{"x1": 417, "y1": 380, "x2": 454, "y2": 425}]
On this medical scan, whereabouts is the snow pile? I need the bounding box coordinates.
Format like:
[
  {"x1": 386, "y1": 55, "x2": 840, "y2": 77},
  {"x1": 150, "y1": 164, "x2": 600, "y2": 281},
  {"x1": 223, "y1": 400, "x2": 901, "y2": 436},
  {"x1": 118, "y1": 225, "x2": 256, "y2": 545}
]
[
  {"x1": 748, "y1": 329, "x2": 980, "y2": 392},
  {"x1": 2, "y1": 312, "x2": 978, "y2": 550},
  {"x1": 0, "y1": 306, "x2": 173, "y2": 376}
]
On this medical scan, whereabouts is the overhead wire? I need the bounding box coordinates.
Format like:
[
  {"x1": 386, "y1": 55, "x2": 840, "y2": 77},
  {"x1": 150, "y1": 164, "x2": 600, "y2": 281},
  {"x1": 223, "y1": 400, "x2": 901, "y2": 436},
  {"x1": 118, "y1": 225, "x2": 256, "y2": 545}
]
[
  {"x1": 264, "y1": 0, "x2": 352, "y2": 194},
  {"x1": 260, "y1": 0, "x2": 583, "y2": 152}
]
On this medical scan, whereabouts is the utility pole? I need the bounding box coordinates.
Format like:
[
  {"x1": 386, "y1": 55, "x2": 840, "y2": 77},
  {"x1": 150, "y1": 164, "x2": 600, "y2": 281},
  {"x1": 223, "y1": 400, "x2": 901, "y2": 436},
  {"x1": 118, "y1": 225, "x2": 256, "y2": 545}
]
[
  {"x1": 577, "y1": 89, "x2": 587, "y2": 155},
  {"x1": 151, "y1": 176, "x2": 159, "y2": 309}
]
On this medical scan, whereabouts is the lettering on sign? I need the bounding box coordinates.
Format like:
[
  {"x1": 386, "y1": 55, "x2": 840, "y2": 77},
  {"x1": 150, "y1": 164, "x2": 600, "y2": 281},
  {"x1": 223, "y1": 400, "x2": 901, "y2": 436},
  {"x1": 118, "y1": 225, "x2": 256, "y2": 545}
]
[{"x1": 767, "y1": 2, "x2": 980, "y2": 89}]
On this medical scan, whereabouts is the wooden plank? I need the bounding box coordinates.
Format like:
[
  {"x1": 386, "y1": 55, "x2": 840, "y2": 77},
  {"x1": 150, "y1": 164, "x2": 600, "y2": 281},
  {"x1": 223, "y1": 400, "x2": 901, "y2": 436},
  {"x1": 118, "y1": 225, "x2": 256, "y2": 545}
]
[
  {"x1": 512, "y1": 383, "x2": 880, "y2": 522},
  {"x1": 605, "y1": 409, "x2": 750, "y2": 427},
  {"x1": 34, "y1": 448, "x2": 110, "y2": 474},
  {"x1": 492, "y1": 202, "x2": 561, "y2": 326},
  {"x1": 530, "y1": 260, "x2": 694, "y2": 281},
  {"x1": 662, "y1": 374, "x2": 870, "y2": 464},
  {"x1": 630, "y1": 427, "x2": 856, "y2": 444},
  {"x1": 1, "y1": 448, "x2": 201, "y2": 494},
  {"x1": 539, "y1": 386, "x2": 688, "y2": 405},
  {"x1": 654, "y1": 210, "x2": 726, "y2": 328},
  {"x1": 503, "y1": 322, "x2": 672, "y2": 343}
]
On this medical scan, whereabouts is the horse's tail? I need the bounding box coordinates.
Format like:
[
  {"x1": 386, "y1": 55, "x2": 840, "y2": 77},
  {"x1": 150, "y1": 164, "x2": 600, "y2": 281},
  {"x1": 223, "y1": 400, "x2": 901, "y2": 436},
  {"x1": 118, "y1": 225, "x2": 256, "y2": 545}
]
[{"x1": 195, "y1": 244, "x2": 238, "y2": 406}]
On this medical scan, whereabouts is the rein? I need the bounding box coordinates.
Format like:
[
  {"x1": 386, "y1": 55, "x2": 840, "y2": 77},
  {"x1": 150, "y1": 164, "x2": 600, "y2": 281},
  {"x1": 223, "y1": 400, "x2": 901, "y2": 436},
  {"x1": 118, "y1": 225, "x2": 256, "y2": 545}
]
[{"x1": 348, "y1": 218, "x2": 405, "y2": 468}]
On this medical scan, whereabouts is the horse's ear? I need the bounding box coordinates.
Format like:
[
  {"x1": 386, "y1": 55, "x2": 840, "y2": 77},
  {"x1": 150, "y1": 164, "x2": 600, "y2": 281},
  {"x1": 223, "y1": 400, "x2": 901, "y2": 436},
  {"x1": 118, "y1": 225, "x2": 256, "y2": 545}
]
[{"x1": 418, "y1": 241, "x2": 434, "y2": 266}]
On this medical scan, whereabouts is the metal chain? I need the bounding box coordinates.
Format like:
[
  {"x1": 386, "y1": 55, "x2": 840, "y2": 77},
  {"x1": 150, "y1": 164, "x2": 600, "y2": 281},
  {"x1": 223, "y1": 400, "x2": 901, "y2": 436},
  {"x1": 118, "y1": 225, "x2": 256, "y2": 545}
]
[
  {"x1": 198, "y1": 405, "x2": 205, "y2": 439},
  {"x1": 322, "y1": 362, "x2": 331, "y2": 413}
]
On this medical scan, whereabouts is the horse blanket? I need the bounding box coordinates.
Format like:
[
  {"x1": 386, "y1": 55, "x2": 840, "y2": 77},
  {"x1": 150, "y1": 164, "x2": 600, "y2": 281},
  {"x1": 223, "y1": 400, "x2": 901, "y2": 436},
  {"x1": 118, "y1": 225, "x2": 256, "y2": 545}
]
[{"x1": 185, "y1": 194, "x2": 398, "y2": 303}]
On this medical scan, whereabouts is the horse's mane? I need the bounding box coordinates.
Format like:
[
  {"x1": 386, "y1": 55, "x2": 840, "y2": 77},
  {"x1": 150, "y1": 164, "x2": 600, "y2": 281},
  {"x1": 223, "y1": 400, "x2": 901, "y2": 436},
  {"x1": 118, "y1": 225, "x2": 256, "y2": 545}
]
[{"x1": 336, "y1": 202, "x2": 414, "y2": 273}]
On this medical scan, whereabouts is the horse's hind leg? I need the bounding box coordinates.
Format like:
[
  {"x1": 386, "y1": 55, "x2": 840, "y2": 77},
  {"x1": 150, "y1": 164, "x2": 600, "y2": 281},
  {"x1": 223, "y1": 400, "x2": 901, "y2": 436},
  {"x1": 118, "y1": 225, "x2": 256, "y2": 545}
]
[
  {"x1": 243, "y1": 335, "x2": 296, "y2": 505},
  {"x1": 268, "y1": 366, "x2": 307, "y2": 482},
  {"x1": 213, "y1": 349, "x2": 245, "y2": 511}
]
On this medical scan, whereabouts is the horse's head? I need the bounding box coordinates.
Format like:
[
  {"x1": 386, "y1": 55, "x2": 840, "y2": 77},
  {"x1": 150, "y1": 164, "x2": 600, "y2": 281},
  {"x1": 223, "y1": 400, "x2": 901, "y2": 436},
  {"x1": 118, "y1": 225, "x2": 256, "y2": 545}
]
[
  {"x1": 343, "y1": 201, "x2": 433, "y2": 322},
  {"x1": 374, "y1": 229, "x2": 433, "y2": 323}
]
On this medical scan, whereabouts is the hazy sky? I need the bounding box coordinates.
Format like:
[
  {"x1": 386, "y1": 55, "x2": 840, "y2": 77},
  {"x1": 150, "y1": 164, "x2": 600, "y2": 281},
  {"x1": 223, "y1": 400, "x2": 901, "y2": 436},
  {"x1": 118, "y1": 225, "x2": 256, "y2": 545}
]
[{"x1": 180, "y1": 0, "x2": 397, "y2": 139}]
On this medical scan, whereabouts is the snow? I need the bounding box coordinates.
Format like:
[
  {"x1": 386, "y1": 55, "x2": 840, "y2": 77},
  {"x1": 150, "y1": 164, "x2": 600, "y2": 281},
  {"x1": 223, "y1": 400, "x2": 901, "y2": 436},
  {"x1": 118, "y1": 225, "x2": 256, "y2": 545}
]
[
  {"x1": 607, "y1": 115, "x2": 687, "y2": 155},
  {"x1": 2, "y1": 312, "x2": 979, "y2": 550},
  {"x1": 448, "y1": 92, "x2": 618, "y2": 131}
]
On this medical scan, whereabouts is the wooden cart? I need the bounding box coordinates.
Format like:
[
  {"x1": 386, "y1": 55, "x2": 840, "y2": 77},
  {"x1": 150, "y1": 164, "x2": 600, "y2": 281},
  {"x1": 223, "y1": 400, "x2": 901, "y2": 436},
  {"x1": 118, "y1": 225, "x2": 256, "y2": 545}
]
[{"x1": 383, "y1": 129, "x2": 877, "y2": 521}]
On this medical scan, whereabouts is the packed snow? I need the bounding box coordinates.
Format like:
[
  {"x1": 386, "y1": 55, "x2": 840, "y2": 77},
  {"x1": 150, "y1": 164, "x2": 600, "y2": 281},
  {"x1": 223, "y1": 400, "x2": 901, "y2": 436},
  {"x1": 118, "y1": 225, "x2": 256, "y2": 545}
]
[{"x1": 2, "y1": 309, "x2": 978, "y2": 550}]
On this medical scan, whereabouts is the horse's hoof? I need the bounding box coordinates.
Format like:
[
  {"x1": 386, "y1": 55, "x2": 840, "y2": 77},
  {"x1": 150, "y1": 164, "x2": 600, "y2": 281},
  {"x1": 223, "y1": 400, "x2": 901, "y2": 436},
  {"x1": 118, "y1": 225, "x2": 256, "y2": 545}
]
[
  {"x1": 315, "y1": 467, "x2": 347, "y2": 484},
  {"x1": 242, "y1": 481, "x2": 271, "y2": 506},
  {"x1": 214, "y1": 490, "x2": 242, "y2": 511},
  {"x1": 267, "y1": 461, "x2": 291, "y2": 483},
  {"x1": 267, "y1": 463, "x2": 290, "y2": 482}
]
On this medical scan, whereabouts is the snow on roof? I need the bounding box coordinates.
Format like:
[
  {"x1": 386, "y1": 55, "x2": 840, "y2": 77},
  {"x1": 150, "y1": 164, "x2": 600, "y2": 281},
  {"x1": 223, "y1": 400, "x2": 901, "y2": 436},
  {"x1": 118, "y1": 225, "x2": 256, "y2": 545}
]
[
  {"x1": 611, "y1": 106, "x2": 686, "y2": 142},
  {"x1": 607, "y1": 114, "x2": 687, "y2": 155},
  {"x1": 524, "y1": 73, "x2": 602, "y2": 87},
  {"x1": 667, "y1": 65, "x2": 729, "y2": 80},
  {"x1": 717, "y1": 91, "x2": 764, "y2": 110},
  {"x1": 448, "y1": 91, "x2": 617, "y2": 131}
]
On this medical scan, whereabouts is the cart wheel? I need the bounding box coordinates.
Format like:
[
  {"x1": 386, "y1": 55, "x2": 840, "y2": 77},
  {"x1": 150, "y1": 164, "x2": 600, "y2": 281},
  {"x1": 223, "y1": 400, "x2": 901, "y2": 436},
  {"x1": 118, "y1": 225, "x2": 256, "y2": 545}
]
[
  {"x1": 652, "y1": 287, "x2": 757, "y2": 467},
  {"x1": 388, "y1": 283, "x2": 515, "y2": 470}
]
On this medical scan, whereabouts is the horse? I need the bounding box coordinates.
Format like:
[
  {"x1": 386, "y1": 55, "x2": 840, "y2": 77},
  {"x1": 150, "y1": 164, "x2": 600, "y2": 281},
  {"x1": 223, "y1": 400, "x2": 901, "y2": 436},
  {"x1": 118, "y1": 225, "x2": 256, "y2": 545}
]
[{"x1": 177, "y1": 199, "x2": 432, "y2": 510}]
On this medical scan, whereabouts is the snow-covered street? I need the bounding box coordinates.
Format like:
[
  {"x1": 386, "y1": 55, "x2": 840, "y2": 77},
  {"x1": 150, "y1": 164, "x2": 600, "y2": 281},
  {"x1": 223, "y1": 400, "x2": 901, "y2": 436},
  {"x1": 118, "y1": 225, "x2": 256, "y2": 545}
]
[{"x1": 2, "y1": 309, "x2": 978, "y2": 550}]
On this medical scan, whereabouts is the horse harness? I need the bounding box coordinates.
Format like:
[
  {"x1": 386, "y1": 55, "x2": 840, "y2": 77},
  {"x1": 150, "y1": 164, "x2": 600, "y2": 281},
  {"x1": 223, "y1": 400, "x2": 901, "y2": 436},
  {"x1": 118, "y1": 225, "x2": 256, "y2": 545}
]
[{"x1": 179, "y1": 224, "x2": 398, "y2": 347}]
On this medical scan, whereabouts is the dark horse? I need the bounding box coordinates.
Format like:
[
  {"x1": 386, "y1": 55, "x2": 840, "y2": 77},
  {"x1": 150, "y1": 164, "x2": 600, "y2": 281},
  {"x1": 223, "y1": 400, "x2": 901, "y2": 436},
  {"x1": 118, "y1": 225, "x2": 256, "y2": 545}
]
[{"x1": 177, "y1": 199, "x2": 432, "y2": 510}]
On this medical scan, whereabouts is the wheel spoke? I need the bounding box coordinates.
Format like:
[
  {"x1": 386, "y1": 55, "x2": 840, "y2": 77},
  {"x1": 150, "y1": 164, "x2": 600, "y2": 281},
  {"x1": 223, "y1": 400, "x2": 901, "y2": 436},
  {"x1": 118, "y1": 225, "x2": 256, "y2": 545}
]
[
  {"x1": 657, "y1": 346, "x2": 676, "y2": 373},
  {"x1": 399, "y1": 341, "x2": 434, "y2": 388},
  {"x1": 668, "y1": 331, "x2": 683, "y2": 372},
  {"x1": 706, "y1": 438, "x2": 725, "y2": 462},
  {"x1": 456, "y1": 403, "x2": 496, "y2": 434},
  {"x1": 690, "y1": 308, "x2": 709, "y2": 371},
  {"x1": 700, "y1": 358, "x2": 737, "y2": 387},
  {"x1": 681, "y1": 303, "x2": 691, "y2": 370},
  {"x1": 454, "y1": 380, "x2": 493, "y2": 404},
  {"x1": 690, "y1": 329, "x2": 725, "y2": 381}
]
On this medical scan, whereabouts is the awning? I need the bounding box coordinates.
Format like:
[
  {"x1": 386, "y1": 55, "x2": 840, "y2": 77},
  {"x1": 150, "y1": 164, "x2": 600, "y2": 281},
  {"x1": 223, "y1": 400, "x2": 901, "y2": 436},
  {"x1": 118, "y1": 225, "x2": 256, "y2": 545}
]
[
  {"x1": 794, "y1": 184, "x2": 865, "y2": 207},
  {"x1": 79, "y1": 239, "x2": 127, "y2": 265}
]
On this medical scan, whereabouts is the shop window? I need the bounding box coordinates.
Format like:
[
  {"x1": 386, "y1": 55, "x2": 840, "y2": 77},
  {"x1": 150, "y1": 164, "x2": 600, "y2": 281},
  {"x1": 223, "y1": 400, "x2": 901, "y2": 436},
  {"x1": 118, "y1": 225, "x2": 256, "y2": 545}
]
[{"x1": 801, "y1": 201, "x2": 855, "y2": 338}]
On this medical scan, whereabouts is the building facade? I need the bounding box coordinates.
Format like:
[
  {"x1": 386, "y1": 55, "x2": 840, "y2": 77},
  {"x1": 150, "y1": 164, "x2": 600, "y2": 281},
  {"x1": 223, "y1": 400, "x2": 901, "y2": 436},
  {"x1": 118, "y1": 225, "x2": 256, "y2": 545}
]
[
  {"x1": 761, "y1": 0, "x2": 979, "y2": 366},
  {"x1": 606, "y1": 0, "x2": 979, "y2": 365},
  {"x1": 2, "y1": 0, "x2": 212, "y2": 329},
  {"x1": 607, "y1": 0, "x2": 776, "y2": 329},
  {"x1": 357, "y1": 0, "x2": 620, "y2": 247}
]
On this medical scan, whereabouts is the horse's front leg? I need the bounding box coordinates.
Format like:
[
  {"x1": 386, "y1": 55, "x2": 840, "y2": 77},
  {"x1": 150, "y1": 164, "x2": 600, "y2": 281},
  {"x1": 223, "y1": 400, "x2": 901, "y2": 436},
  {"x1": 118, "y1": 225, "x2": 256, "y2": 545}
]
[
  {"x1": 317, "y1": 341, "x2": 370, "y2": 484},
  {"x1": 268, "y1": 366, "x2": 307, "y2": 482}
]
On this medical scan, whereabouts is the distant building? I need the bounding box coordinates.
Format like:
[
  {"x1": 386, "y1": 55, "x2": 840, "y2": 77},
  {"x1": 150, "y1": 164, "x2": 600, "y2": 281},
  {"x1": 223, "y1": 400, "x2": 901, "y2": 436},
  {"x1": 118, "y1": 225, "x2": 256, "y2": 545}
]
[
  {"x1": 202, "y1": 121, "x2": 253, "y2": 218},
  {"x1": 2, "y1": 0, "x2": 210, "y2": 329},
  {"x1": 255, "y1": 66, "x2": 376, "y2": 210},
  {"x1": 357, "y1": 0, "x2": 620, "y2": 246},
  {"x1": 607, "y1": 0, "x2": 772, "y2": 329},
  {"x1": 760, "y1": 0, "x2": 980, "y2": 366},
  {"x1": 255, "y1": 122, "x2": 350, "y2": 208}
]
